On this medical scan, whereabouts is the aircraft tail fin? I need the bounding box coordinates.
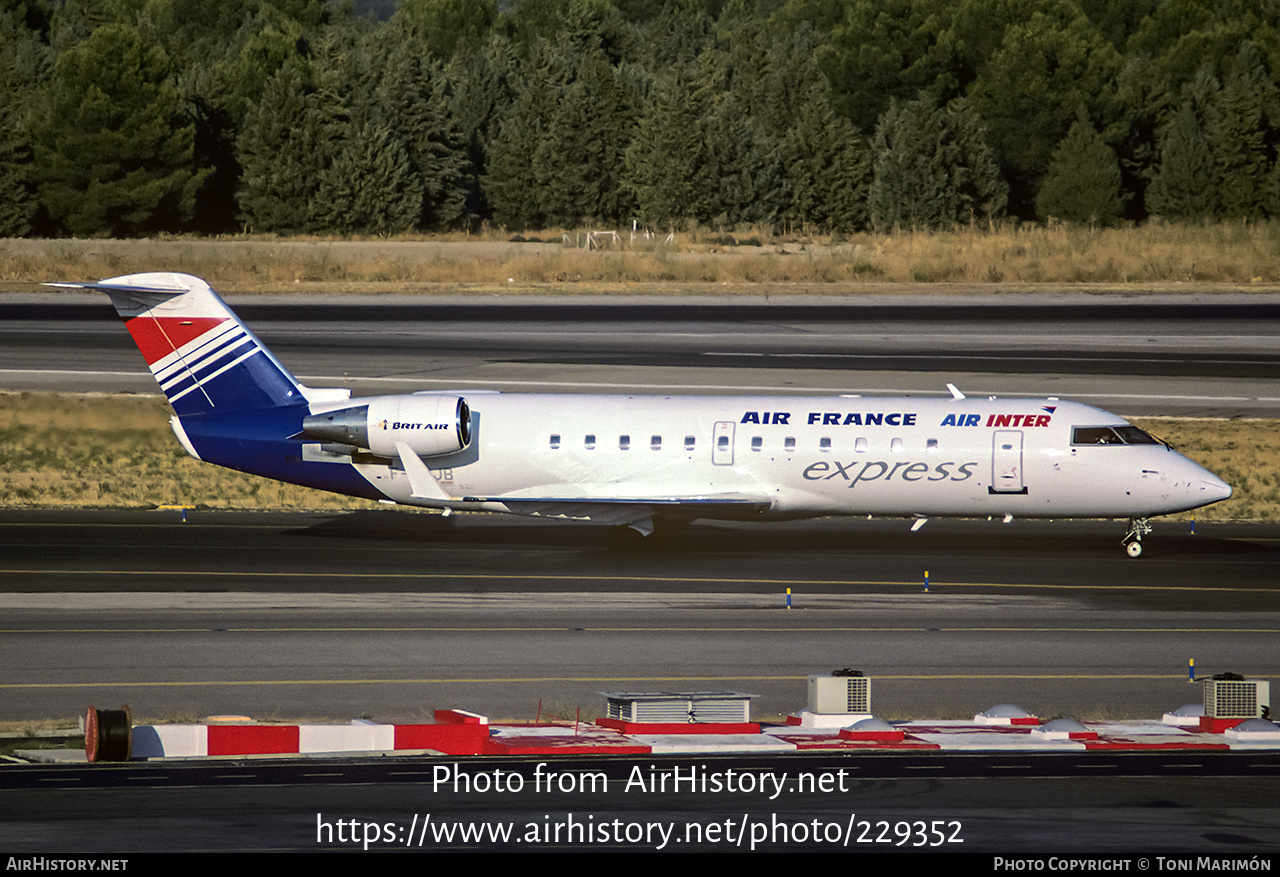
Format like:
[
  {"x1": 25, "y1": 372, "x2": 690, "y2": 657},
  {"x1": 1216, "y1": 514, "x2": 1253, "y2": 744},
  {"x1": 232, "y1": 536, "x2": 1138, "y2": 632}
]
[{"x1": 52, "y1": 272, "x2": 304, "y2": 415}]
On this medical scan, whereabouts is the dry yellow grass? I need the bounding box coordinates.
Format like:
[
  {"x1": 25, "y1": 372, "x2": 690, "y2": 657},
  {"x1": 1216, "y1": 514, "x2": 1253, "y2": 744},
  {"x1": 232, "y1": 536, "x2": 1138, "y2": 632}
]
[
  {"x1": 0, "y1": 392, "x2": 1270, "y2": 520},
  {"x1": 0, "y1": 392, "x2": 381, "y2": 511},
  {"x1": 859, "y1": 221, "x2": 1280, "y2": 284},
  {"x1": 4, "y1": 222, "x2": 1280, "y2": 291}
]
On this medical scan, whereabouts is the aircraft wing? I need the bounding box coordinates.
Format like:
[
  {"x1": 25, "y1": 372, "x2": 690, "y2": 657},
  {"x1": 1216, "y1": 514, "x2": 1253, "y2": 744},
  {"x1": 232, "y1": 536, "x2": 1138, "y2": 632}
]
[
  {"x1": 460, "y1": 493, "x2": 773, "y2": 526},
  {"x1": 395, "y1": 441, "x2": 770, "y2": 524}
]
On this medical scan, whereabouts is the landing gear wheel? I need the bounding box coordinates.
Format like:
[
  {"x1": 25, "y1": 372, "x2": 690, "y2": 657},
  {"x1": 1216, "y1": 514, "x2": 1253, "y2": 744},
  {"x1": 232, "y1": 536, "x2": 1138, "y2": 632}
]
[{"x1": 1120, "y1": 517, "x2": 1152, "y2": 558}]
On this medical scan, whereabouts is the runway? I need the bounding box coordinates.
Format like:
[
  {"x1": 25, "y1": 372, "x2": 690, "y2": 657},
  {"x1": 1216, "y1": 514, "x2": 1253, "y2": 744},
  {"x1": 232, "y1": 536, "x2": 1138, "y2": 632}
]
[
  {"x1": 3, "y1": 511, "x2": 1277, "y2": 723},
  {"x1": 2, "y1": 512, "x2": 1278, "y2": 854},
  {"x1": 4, "y1": 290, "x2": 1280, "y2": 415}
]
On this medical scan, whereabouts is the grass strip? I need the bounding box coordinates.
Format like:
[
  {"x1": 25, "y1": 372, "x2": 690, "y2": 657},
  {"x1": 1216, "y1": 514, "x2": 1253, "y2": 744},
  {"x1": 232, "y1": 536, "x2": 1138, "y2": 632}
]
[{"x1": 6, "y1": 223, "x2": 1280, "y2": 290}]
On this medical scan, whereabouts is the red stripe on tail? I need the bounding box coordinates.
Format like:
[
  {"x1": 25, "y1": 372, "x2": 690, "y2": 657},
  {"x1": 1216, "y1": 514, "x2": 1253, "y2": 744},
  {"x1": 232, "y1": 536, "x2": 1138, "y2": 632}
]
[{"x1": 124, "y1": 316, "x2": 228, "y2": 365}]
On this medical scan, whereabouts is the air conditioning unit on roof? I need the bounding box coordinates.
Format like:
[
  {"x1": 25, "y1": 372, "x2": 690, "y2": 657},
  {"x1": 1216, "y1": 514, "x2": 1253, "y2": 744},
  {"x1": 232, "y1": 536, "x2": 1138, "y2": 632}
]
[
  {"x1": 1203, "y1": 675, "x2": 1270, "y2": 719},
  {"x1": 602, "y1": 691, "x2": 755, "y2": 724},
  {"x1": 808, "y1": 673, "x2": 871, "y2": 715}
]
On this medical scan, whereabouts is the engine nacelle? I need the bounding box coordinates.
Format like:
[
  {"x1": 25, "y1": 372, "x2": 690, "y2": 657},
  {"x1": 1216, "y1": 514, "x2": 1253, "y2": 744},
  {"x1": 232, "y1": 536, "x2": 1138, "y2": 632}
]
[{"x1": 301, "y1": 395, "x2": 471, "y2": 458}]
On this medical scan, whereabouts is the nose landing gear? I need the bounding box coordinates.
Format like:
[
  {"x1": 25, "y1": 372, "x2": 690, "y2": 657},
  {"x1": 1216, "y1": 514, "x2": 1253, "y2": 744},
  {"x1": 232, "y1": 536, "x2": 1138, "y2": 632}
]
[{"x1": 1121, "y1": 517, "x2": 1152, "y2": 558}]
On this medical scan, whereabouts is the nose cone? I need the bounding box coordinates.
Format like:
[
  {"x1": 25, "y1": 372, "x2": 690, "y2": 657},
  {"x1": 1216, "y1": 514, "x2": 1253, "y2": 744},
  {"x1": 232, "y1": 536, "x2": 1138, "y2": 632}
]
[
  {"x1": 1200, "y1": 472, "x2": 1233, "y2": 504},
  {"x1": 1177, "y1": 454, "x2": 1232, "y2": 509}
]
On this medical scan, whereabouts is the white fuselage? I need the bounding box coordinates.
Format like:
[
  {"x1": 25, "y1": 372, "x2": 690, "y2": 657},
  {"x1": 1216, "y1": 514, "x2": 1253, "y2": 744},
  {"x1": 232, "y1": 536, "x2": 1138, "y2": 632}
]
[{"x1": 335, "y1": 393, "x2": 1230, "y2": 522}]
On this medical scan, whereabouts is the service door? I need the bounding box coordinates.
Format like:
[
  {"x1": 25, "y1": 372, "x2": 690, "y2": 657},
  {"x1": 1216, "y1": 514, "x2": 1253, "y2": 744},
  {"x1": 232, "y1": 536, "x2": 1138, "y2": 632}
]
[
  {"x1": 991, "y1": 430, "x2": 1026, "y2": 494},
  {"x1": 712, "y1": 421, "x2": 735, "y2": 466}
]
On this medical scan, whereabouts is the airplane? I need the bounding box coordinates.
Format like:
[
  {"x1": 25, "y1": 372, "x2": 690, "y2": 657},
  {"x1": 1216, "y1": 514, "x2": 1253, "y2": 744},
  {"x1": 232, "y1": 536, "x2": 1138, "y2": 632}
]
[{"x1": 54, "y1": 271, "x2": 1233, "y2": 557}]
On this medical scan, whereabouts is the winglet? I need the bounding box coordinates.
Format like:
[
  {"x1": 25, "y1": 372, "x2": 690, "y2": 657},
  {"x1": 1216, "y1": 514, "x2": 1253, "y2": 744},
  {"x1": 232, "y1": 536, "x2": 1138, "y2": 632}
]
[{"x1": 946, "y1": 383, "x2": 966, "y2": 400}]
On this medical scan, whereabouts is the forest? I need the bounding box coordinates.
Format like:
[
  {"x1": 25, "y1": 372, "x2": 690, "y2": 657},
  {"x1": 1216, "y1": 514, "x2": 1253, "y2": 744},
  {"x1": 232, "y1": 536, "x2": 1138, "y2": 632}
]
[{"x1": 2, "y1": 0, "x2": 1278, "y2": 238}]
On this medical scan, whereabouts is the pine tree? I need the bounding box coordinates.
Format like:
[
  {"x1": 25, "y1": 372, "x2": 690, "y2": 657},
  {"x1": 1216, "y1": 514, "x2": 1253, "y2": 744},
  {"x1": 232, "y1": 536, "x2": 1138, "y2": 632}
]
[
  {"x1": 445, "y1": 38, "x2": 513, "y2": 225},
  {"x1": 869, "y1": 98, "x2": 949, "y2": 230},
  {"x1": 869, "y1": 96, "x2": 1005, "y2": 230},
  {"x1": 391, "y1": 0, "x2": 496, "y2": 61},
  {"x1": 316, "y1": 123, "x2": 423, "y2": 235},
  {"x1": 780, "y1": 82, "x2": 870, "y2": 233},
  {"x1": 534, "y1": 52, "x2": 636, "y2": 226},
  {"x1": 1207, "y1": 45, "x2": 1276, "y2": 220},
  {"x1": 375, "y1": 50, "x2": 471, "y2": 230},
  {"x1": 1035, "y1": 110, "x2": 1126, "y2": 225},
  {"x1": 483, "y1": 69, "x2": 554, "y2": 229},
  {"x1": 941, "y1": 98, "x2": 1008, "y2": 224},
  {"x1": 968, "y1": 11, "x2": 1123, "y2": 218},
  {"x1": 213, "y1": 9, "x2": 315, "y2": 129},
  {"x1": 1265, "y1": 161, "x2": 1280, "y2": 219},
  {"x1": 0, "y1": 21, "x2": 41, "y2": 237},
  {"x1": 700, "y1": 93, "x2": 784, "y2": 228},
  {"x1": 0, "y1": 97, "x2": 35, "y2": 237},
  {"x1": 237, "y1": 64, "x2": 334, "y2": 233},
  {"x1": 1147, "y1": 101, "x2": 1217, "y2": 220},
  {"x1": 631, "y1": 1, "x2": 713, "y2": 70},
  {"x1": 623, "y1": 74, "x2": 707, "y2": 229},
  {"x1": 1114, "y1": 54, "x2": 1174, "y2": 219},
  {"x1": 34, "y1": 22, "x2": 206, "y2": 236}
]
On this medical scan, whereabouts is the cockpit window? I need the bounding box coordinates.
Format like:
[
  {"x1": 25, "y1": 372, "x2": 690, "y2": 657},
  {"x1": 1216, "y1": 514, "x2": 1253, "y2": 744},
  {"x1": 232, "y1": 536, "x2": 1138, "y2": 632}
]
[
  {"x1": 1113, "y1": 426, "x2": 1160, "y2": 445},
  {"x1": 1072, "y1": 426, "x2": 1167, "y2": 447},
  {"x1": 1073, "y1": 427, "x2": 1124, "y2": 445}
]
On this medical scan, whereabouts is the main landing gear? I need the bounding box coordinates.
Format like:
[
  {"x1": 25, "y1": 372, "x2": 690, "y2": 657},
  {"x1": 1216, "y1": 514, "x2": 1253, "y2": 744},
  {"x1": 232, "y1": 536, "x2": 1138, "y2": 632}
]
[{"x1": 1121, "y1": 517, "x2": 1152, "y2": 558}]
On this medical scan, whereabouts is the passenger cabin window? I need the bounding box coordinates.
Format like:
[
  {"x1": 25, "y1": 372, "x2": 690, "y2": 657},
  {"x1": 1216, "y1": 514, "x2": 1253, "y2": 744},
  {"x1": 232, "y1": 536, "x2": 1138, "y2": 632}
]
[
  {"x1": 819, "y1": 437, "x2": 832, "y2": 452},
  {"x1": 651, "y1": 435, "x2": 662, "y2": 450},
  {"x1": 717, "y1": 435, "x2": 730, "y2": 451},
  {"x1": 585, "y1": 434, "x2": 596, "y2": 449},
  {"x1": 855, "y1": 437, "x2": 867, "y2": 453},
  {"x1": 619, "y1": 435, "x2": 630, "y2": 450},
  {"x1": 890, "y1": 437, "x2": 903, "y2": 453},
  {"x1": 549, "y1": 434, "x2": 560, "y2": 449},
  {"x1": 926, "y1": 438, "x2": 939, "y2": 452},
  {"x1": 684, "y1": 435, "x2": 696, "y2": 451},
  {"x1": 751, "y1": 436, "x2": 763, "y2": 452},
  {"x1": 784, "y1": 437, "x2": 796, "y2": 452}
]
